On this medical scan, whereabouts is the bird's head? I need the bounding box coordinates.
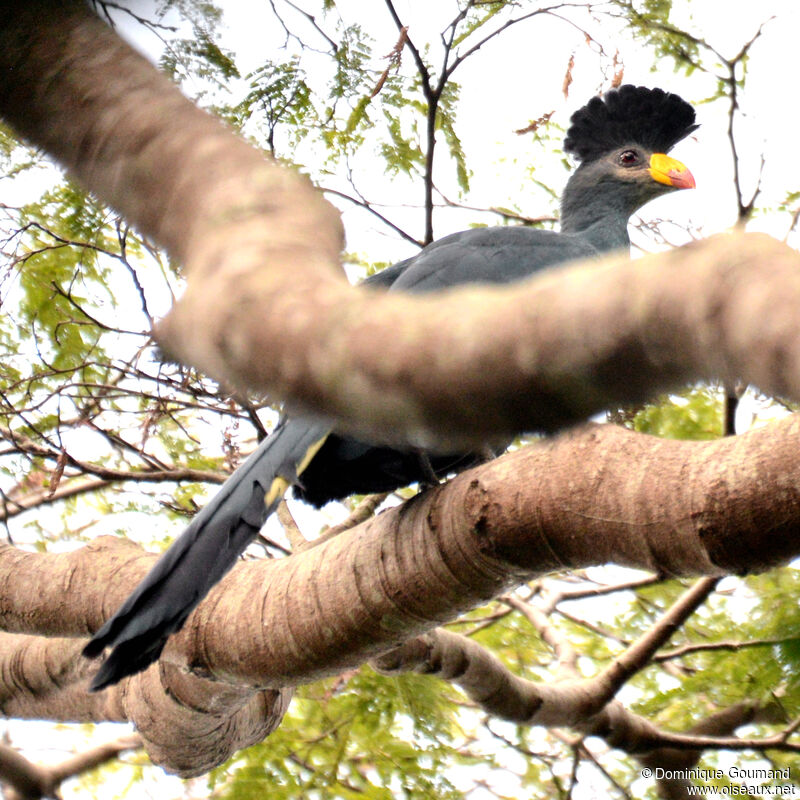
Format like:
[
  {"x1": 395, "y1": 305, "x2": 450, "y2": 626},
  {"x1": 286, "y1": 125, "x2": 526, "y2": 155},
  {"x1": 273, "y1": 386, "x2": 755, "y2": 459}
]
[
  {"x1": 579, "y1": 143, "x2": 695, "y2": 205},
  {"x1": 560, "y1": 85, "x2": 697, "y2": 235}
]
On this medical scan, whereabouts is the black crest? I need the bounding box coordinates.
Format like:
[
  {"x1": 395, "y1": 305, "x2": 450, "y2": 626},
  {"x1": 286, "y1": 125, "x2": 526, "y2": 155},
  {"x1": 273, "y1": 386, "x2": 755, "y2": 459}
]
[{"x1": 563, "y1": 85, "x2": 698, "y2": 164}]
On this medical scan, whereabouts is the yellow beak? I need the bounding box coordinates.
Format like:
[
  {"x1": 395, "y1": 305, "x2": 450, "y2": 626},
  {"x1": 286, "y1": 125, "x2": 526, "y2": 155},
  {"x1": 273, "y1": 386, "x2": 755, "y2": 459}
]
[{"x1": 648, "y1": 153, "x2": 696, "y2": 189}]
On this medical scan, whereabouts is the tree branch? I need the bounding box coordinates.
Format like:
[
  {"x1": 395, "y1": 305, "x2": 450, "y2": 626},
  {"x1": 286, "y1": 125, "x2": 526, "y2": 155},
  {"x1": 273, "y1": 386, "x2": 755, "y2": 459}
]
[
  {"x1": 0, "y1": 425, "x2": 227, "y2": 486},
  {"x1": 2, "y1": 7, "x2": 800, "y2": 449},
  {"x1": 3, "y1": 415, "x2": 800, "y2": 772},
  {"x1": 502, "y1": 594, "x2": 579, "y2": 674},
  {"x1": 6, "y1": 416, "x2": 800, "y2": 671},
  {"x1": 0, "y1": 735, "x2": 141, "y2": 800},
  {"x1": 591, "y1": 577, "x2": 719, "y2": 707},
  {"x1": 371, "y1": 628, "x2": 798, "y2": 758},
  {"x1": 0, "y1": 476, "x2": 110, "y2": 522}
]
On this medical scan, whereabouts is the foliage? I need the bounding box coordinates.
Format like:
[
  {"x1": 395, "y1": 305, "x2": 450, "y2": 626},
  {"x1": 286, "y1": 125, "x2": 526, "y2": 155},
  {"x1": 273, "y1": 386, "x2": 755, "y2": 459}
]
[
  {"x1": 209, "y1": 670, "x2": 466, "y2": 800},
  {"x1": 631, "y1": 385, "x2": 724, "y2": 440}
]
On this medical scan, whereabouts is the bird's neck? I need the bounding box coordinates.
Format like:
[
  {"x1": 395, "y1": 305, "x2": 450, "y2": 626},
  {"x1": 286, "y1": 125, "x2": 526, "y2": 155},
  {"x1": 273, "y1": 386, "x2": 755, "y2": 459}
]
[
  {"x1": 558, "y1": 172, "x2": 633, "y2": 254},
  {"x1": 561, "y1": 214, "x2": 631, "y2": 253}
]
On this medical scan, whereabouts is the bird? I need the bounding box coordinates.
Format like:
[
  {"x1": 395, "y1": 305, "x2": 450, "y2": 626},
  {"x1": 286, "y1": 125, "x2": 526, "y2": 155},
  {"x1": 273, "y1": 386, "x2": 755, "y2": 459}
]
[{"x1": 83, "y1": 85, "x2": 697, "y2": 691}]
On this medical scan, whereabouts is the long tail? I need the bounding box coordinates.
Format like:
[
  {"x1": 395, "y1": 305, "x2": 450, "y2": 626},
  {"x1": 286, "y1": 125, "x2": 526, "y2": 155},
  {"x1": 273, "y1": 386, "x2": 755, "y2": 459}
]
[{"x1": 83, "y1": 417, "x2": 330, "y2": 691}]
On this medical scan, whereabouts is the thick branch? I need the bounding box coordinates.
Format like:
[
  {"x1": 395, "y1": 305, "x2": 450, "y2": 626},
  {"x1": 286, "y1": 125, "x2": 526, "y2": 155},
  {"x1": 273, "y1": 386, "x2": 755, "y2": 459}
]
[
  {"x1": 371, "y1": 629, "x2": 798, "y2": 800},
  {"x1": 6, "y1": 418, "x2": 800, "y2": 659},
  {"x1": 0, "y1": 631, "x2": 290, "y2": 778},
  {"x1": 0, "y1": 735, "x2": 141, "y2": 800},
  {"x1": 1, "y1": 7, "x2": 800, "y2": 448},
  {"x1": 372, "y1": 579, "x2": 719, "y2": 730},
  {"x1": 3, "y1": 416, "x2": 800, "y2": 680},
  {"x1": 0, "y1": 633, "x2": 123, "y2": 722},
  {"x1": 3, "y1": 416, "x2": 800, "y2": 772}
]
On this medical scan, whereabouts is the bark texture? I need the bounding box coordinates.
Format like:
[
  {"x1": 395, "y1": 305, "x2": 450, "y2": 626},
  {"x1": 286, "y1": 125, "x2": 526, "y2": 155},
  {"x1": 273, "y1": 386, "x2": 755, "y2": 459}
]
[{"x1": 3, "y1": 417, "x2": 800, "y2": 773}]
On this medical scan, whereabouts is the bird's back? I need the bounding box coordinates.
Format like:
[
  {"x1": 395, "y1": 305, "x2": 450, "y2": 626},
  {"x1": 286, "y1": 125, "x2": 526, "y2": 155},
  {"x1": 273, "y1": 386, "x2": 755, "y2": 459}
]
[{"x1": 390, "y1": 226, "x2": 600, "y2": 292}]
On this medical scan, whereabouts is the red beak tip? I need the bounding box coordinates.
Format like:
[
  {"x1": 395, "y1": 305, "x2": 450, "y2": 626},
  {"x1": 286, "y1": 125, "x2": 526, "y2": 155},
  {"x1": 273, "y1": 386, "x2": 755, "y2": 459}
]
[{"x1": 671, "y1": 170, "x2": 696, "y2": 190}]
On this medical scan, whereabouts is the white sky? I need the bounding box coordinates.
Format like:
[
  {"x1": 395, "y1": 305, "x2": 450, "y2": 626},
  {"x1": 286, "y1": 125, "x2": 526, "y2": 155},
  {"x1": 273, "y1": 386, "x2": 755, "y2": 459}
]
[{"x1": 213, "y1": 0, "x2": 800, "y2": 263}]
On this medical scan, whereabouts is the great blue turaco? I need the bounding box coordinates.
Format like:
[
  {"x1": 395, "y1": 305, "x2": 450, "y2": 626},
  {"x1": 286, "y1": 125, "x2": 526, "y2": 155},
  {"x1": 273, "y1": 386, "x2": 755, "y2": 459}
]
[{"x1": 84, "y1": 85, "x2": 698, "y2": 691}]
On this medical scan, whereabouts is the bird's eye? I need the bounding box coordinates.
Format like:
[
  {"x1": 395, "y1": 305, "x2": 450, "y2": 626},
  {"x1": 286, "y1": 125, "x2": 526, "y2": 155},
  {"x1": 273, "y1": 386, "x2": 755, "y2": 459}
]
[{"x1": 618, "y1": 150, "x2": 639, "y2": 166}]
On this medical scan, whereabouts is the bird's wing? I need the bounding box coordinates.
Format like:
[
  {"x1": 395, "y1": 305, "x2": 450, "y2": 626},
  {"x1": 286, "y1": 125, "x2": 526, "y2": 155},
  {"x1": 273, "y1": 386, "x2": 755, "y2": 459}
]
[{"x1": 83, "y1": 417, "x2": 330, "y2": 691}]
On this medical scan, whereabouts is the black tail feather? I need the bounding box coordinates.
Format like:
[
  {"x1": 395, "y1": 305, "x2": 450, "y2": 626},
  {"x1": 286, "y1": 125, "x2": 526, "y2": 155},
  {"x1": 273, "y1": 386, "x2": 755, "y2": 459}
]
[{"x1": 83, "y1": 418, "x2": 330, "y2": 690}]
